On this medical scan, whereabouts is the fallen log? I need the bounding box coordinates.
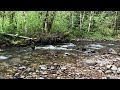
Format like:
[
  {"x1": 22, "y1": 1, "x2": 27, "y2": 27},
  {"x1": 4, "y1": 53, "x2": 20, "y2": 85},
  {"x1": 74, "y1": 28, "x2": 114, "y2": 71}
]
[{"x1": 0, "y1": 32, "x2": 36, "y2": 40}]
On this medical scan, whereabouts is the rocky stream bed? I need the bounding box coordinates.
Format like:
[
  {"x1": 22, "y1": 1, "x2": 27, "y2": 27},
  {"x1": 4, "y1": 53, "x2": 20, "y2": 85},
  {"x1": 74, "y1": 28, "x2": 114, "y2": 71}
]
[{"x1": 0, "y1": 41, "x2": 120, "y2": 79}]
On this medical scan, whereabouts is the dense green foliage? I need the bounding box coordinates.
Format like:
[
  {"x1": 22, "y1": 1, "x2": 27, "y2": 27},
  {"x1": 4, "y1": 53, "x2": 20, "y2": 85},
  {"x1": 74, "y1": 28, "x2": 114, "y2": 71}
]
[{"x1": 0, "y1": 11, "x2": 120, "y2": 39}]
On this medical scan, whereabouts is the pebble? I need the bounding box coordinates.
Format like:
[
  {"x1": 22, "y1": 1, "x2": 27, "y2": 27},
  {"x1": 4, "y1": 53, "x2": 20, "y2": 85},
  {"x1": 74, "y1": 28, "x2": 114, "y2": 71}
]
[
  {"x1": 117, "y1": 67, "x2": 120, "y2": 74},
  {"x1": 50, "y1": 66, "x2": 55, "y2": 70},
  {"x1": 19, "y1": 66, "x2": 26, "y2": 70},
  {"x1": 14, "y1": 73, "x2": 19, "y2": 76},
  {"x1": 60, "y1": 66, "x2": 67, "y2": 70},
  {"x1": 111, "y1": 65, "x2": 117, "y2": 71},
  {"x1": 107, "y1": 75, "x2": 118, "y2": 79},
  {"x1": 106, "y1": 65, "x2": 112, "y2": 69},
  {"x1": 105, "y1": 70, "x2": 112, "y2": 74},
  {"x1": 85, "y1": 60, "x2": 97, "y2": 66},
  {"x1": 20, "y1": 75, "x2": 25, "y2": 78},
  {"x1": 41, "y1": 71, "x2": 48, "y2": 75},
  {"x1": 38, "y1": 77, "x2": 44, "y2": 79},
  {"x1": 36, "y1": 70, "x2": 39, "y2": 73},
  {"x1": 57, "y1": 77, "x2": 61, "y2": 79},
  {"x1": 97, "y1": 70, "x2": 103, "y2": 73},
  {"x1": 64, "y1": 52, "x2": 70, "y2": 56},
  {"x1": 39, "y1": 65, "x2": 47, "y2": 70},
  {"x1": 26, "y1": 67, "x2": 31, "y2": 72},
  {"x1": 102, "y1": 77, "x2": 107, "y2": 79}
]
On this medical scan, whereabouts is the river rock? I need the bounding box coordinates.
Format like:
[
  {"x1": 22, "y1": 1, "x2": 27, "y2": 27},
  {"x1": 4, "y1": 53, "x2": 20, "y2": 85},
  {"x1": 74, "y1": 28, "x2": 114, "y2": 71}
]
[
  {"x1": 36, "y1": 70, "x2": 39, "y2": 73},
  {"x1": 50, "y1": 66, "x2": 55, "y2": 70},
  {"x1": 117, "y1": 67, "x2": 120, "y2": 74},
  {"x1": 20, "y1": 75, "x2": 25, "y2": 78},
  {"x1": 114, "y1": 61, "x2": 120, "y2": 67},
  {"x1": 60, "y1": 66, "x2": 67, "y2": 70},
  {"x1": 106, "y1": 65, "x2": 112, "y2": 69},
  {"x1": 18, "y1": 66, "x2": 26, "y2": 70},
  {"x1": 84, "y1": 60, "x2": 97, "y2": 66},
  {"x1": 111, "y1": 65, "x2": 117, "y2": 71},
  {"x1": 107, "y1": 75, "x2": 118, "y2": 79},
  {"x1": 105, "y1": 70, "x2": 112, "y2": 74},
  {"x1": 38, "y1": 77, "x2": 44, "y2": 79},
  {"x1": 57, "y1": 77, "x2": 61, "y2": 79},
  {"x1": 26, "y1": 67, "x2": 31, "y2": 72},
  {"x1": 108, "y1": 48, "x2": 117, "y2": 54},
  {"x1": 39, "y1": 65, "x2": 47, "y2": 70},
  {"x1": 64, "y1": 52, "x2": 70, "y2": 56},
  {"x1": 40, "y1": 71, "x2": 48, "y2": 75}
]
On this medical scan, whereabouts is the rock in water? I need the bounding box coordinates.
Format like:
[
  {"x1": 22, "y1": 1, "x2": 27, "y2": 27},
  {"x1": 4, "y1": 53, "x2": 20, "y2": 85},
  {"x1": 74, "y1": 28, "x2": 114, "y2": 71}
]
[
  {"x1": 82, "y1": 48, "x2": 87, "y2": 51},
  {"x1": 30, "y1": 44, "x2": 35, "y2": 50}
]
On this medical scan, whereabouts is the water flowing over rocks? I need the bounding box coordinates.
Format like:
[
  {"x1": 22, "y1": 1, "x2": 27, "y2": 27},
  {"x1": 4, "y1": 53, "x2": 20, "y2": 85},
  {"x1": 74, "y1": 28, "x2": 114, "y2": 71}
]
[{"x1": 1, "y1": 41, "x2": 120, "y2": 79}]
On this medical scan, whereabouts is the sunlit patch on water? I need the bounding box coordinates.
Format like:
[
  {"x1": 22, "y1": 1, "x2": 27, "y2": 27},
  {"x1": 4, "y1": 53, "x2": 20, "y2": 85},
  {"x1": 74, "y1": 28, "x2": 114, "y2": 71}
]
[
  {"x1": 0, "y1": 56, "x2": 9, "y2": 60},
  {"x1": 108, "y1": 44, "x2": 114, "y2": 46},
  {"x1": 85, "y1": 44, "x2": 105, "y2": 50},
  {"x1": 35, "y1": 45, "x2": 73, "y2": 50}
]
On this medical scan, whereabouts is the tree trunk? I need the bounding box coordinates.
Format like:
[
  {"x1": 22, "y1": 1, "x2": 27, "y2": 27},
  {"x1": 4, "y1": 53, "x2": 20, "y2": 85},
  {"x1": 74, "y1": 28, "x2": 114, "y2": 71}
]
[
  {"x1": 42, "y1": 11, "x2": 49, "y2": 33},
  {"x1": 1, "y1": 11, "x2": 5, "y2": 32},
  {"x1": 71, "y1": 11, "x2": 74, "y2": 28},
  {"x1": 79, "y1": 11, "x2": 85, "y2": 32},
  {"x1": 47, "y1": 11, "x2": 56, "y2": 33},
  {"x1": 42, "y1": 11, "x2": 56, "y2": 33},
  {"x1": 22, "y1": 11, "x2": 27, "y2": 33},
  {"x1": 114, "y1": 11, "x2": 118, "y2": 34},
  {"x1": 88, "y1": 11, "x2": 94, "y2": 32}
]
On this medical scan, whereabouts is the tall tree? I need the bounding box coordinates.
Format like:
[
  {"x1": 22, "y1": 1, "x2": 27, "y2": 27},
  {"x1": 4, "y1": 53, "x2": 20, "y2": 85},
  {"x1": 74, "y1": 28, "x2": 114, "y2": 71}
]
[
  {"x1": 113, "y1": 11, "x2": 118, "y2": 35},
  {"x1": 88, "y1": 11, "x2": 94, "y2": 32}
]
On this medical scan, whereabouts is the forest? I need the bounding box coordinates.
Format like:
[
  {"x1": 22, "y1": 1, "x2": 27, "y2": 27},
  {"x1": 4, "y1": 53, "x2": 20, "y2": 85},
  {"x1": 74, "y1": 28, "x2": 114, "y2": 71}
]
[{"x1": 0, "y1": 11, "x2": 120, "y2": 79}]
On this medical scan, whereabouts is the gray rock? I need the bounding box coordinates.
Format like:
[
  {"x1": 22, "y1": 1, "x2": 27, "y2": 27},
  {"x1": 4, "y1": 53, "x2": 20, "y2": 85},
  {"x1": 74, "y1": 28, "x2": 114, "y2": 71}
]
[
  {"x1": 111, "y1": 65, "x2": 117, "y2": 71},
  {"x1": 64, "y1": 52, "x2": 70, "y2": 56},
  {"x1": 39, "y1": 65, "x2": 47, "y2": 70},
  {"x1": 26, "y1": 67, "x2": 31, "y2": 72},
  {"x1": 106, "y1": 65, "x2": 112, "y2": 69},
  {"x1": 57, "y1": 77, "x2": 61, "y2": 79},
  {"x1": 19, "y1": 66, "x2": 26, "y2": 70},
  {"x1": 105, "y1": 70, "x2": 112, "y2": 74},
  {"x1": 107, "y1": 75, "x2": 118, "y2": 79},
  {"x1": 20, "y1": 75, "x2": 25, "y2": 78},
  {"x1": 84, "y1": 60, "x2": 97, "y2": 66},
  {"x1": 60, "y1": 66, "x2": 67, "y2": 70},
  {"x1": 40, "y1": 71, "x2": 48, "y2": 75},
  {"x1": 108, "y1": 48, "x2": 117, "y2": 54},
  {"x1": 38, "y1": 77, "x2": 44, "y2": 79},
  {"x1": 50, "y1": 66, "x2": 55, "y2": 70},
  {"x1": 97, "y1": 70, "x2": 103, "y2": 73},
  {"x1": 36, "y1": 70, "x2": 39, "y2": 73},
  {"x1": 114, "y1": 61, "x2": 120, "y2": 67},
  {"x1": 117, "y1": 67, "x2": 120, "y2": 74},
  {"x1": 102, "y1": 77, "x2": 107, "y2": 79}
]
